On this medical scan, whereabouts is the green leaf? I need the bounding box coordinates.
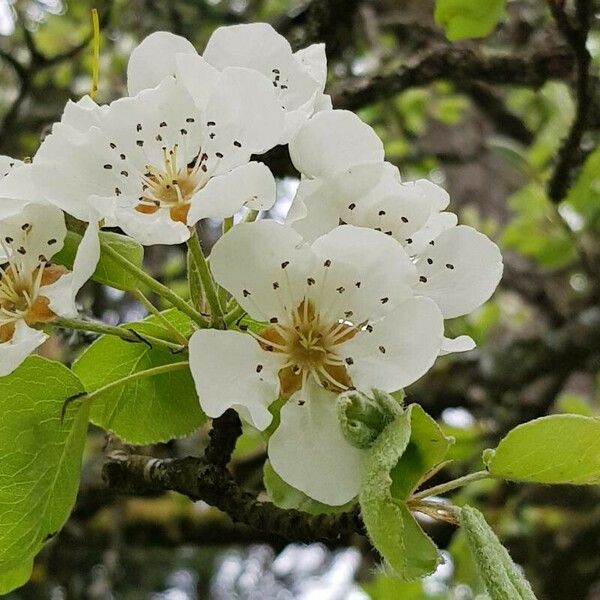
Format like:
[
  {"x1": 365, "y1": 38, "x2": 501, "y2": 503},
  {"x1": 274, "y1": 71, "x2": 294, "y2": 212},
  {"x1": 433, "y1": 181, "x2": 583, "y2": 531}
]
[
  {"x1": 390, "y1": 404, "x2": 453, "y2": 499},
  {"x1": 359, "y1": 405, "x2": 449, "y2": 580},
  {"x1": 73, "y1": 310, "x2": 205, "y2": 444},
  {"x1": 434, "y1": 0, "x2": 506, "y2": 40},
  {"x1": 485, "y1": 414, "x2": 600, "y2": 485},
  {"x1": 460, "y1": 505, "x2": 537, "y2": 599},
  {"x1": 263, "y1": 460, "x2": 353, "y2": 515},
  {"x1": 54, "y1": 230, "x2": 144, "y2": 291},
  {"x1": 502, "y1": 183, "x2": 576, "y2": 268},
  {"x1": 565, "y1": 145, "x2": 600, "y2": 232},
  {"x1": 0, "y1": 559, "x2": 34, "y2": 594},
  {"x1": 0, "y1": 357, "x2": 89, "y2": 589}
]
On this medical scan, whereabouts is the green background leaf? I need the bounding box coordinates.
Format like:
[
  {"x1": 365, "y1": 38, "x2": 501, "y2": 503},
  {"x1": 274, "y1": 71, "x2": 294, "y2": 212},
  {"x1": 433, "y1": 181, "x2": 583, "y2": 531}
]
[
  {"x1": 54, "y1": 229, "x2": 144, "y2": 291},
  {"x1": 486, "y1": 415, "x2": 600, "y2": 485},
  {"x1": 73, "y1": 310, "x2": 205, "y2": 444},
  {"x1": 0, "y1": 357, "x2": 89, "y2": 588},
  {"x1": 435, "y1": 0, "x2": 506, "y2": 40}
]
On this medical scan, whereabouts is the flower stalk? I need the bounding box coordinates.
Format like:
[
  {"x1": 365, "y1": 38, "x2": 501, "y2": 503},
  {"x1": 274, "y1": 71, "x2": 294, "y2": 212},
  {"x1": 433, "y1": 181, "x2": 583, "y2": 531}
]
[
  {"x1": 187, "y1": 230, "x2": 225, "y2": 328},
  {"x1": 100, "y1": 241, "x2": 209, "y2": 328}
]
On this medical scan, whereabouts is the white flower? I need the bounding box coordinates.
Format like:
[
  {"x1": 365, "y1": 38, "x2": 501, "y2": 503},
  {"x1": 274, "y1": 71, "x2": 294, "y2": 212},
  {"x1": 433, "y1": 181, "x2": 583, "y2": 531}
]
[
  {"x1": 0, "y1": 166, "x2": 100, "y2": 375},
  {"x1": 189, "y1": 220, "x2": 444, "y2": 504},
  {"x1": 127, "y1": 24, "x2": 330, "y2": 143},
  {"x1": 33, "y1": 70, "x2": 283, "y2": 245},
  {"x1": 287, "y1": 110, "x2": 503, "y2": 351}
]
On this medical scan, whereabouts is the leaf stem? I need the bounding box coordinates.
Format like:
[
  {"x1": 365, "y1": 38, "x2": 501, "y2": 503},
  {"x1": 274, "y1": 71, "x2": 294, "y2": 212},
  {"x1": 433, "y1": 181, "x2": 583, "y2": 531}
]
[
  {"x1": 410, "y1": 470, "x2": 490, "y2": 501},
  {"x1": 132, "y1": 289, "x2": 189, "y2": 346},
  {"x1": 100, "y1": 241, "x2": 208, "y2": 328},
  {"x1": 54, "y1": 317, "x2": 184, "y2": 353},
  {"x1": 187, "y1": 231, "x2": 224, "y2": 328},
  {"x1": 86, "y1": 362, "x2": 190, "y2": 403}
]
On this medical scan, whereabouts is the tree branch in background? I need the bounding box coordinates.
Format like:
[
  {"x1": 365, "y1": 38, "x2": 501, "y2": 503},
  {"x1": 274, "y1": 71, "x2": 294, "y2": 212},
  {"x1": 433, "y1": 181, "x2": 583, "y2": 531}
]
[{"x1": 547, "y1": 0, "x2": 594, "y2": 203}]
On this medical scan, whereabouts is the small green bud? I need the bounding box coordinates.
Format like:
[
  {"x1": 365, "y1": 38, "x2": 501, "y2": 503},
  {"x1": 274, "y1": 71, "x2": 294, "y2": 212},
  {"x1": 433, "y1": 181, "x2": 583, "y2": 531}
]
[{"x1": 337, "y1": 388, "x2": 404, "y2": 449}]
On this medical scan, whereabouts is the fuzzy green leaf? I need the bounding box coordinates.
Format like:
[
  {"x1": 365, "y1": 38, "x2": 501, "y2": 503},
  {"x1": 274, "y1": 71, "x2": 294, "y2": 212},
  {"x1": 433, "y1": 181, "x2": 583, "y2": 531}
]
[
  {"x1": 435, "y1": 0, "x2": 506, "y2": 40},
  {"x1": 486, "y1": 414, "x2": 600, "y2": 485},
  {"x1": 54, "y1": 230, "x2": 144, "y2": 291},
  {"x1": 0, "y1": 357, "x2": 89, "y2": 589},
  {"x1": 73, "y1": 310, "x2": 205, "y2": 444},
  {"x1": 359, "y1": 406, "x2": 444, "y2": 580},
  {"x1": 460, "y1": 506, "x2": 537, "y2": 599}
]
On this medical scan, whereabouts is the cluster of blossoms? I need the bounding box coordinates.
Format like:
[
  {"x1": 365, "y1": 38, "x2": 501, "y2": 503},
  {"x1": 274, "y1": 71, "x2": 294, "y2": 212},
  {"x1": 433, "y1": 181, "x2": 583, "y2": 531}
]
[{"x1": 0, "y1": 24, "x2": 502, "y2": 505}]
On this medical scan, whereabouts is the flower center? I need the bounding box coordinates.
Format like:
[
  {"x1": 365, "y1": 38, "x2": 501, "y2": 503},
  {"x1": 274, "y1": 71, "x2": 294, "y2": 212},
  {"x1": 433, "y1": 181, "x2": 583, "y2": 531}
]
[
  {"x1": 257, "y1": 299, "x2": 358, "y2": 397},
  {"x1": 134, "y1": 145, "x2": 207, "y2": 224},
  {"x1": 0, "y1": 263, "x2": 65, "y2": 340}
]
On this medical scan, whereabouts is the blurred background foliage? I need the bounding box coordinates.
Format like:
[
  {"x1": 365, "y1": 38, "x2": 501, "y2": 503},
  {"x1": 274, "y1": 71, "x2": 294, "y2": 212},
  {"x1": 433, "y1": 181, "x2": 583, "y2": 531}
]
[{"x1": 1, "y1": 0, "x2": 600, "y2": 598}]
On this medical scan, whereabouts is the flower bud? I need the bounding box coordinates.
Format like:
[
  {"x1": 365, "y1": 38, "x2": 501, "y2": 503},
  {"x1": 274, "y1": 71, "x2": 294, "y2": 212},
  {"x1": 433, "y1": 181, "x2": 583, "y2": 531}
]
[{"x1": 337, "y1": 388, "x2": 404, "y2": 449}]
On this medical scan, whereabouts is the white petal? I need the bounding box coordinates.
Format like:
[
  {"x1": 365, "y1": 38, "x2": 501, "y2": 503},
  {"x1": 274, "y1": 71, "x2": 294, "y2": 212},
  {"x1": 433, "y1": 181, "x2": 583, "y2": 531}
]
[
  {"x1": 269, "y1": 378, "x2": 367, "y2": 505},
  {"x1": 293, "y1": 43, "x2": 327, "y2": 90},
  {"x1": 414, "y1": 225, "x2": 503, "y2": 318},
  {"x1": 289, "y1": 110, "x2": 384, "y2": 177},
  {"x1": 0, "y1": 155, "x2": 22, "y2": 178},
  {"x1": 309, "y1": 225, "x2": 417, "y2": 322},
  {"x1": 0, "y1": 321, "x2": 48, "y2": 377},
  {"x1": 204, "y1": 23, "x2": 321, "y2": 115},
  {"x1": 188, "y1": 162, "x2": 276, "y2": 224},
  {"x1": 203, "y1": 67, "x2": 284, "y2": 172},
  {"x1": 288, "y1": 162, "x2": 433, "y2": 244},
  {"x1": 439, "y1": 335, "x2": 476, "y2": 356},
  {"x1": 210, "y1": 220, "x2": 310, "y2": 322},
  {"x1": 44, "y1": 220, "x2": 100, "y2": 317},
  {"x1": 0, "y1": 203, "x2": 66, "y2": 270},
  {"x1": 175, "y1": 53, "x2": 221, "y2": 110},
  {"x1": 112, "y1": 202, "x2": 191, "y2": 246},
  {"x1": 0, "y1": 164, "x2": 47, "y2": 218},
  {"x1": 407, "y1": 211, "x2": 457, "y2": 255},
  {"x1": 59, "y1": 96, "x2": 107, "y2": 135},
  {"x1": 343, "y1": 296, "x2": 444, "y2": 392},
  {"x1": 127, "y1": 31, "x2": 197, "y2": 95},
  {"x1": 189, "y1": 329, "x2": 283, "y2": 430}
]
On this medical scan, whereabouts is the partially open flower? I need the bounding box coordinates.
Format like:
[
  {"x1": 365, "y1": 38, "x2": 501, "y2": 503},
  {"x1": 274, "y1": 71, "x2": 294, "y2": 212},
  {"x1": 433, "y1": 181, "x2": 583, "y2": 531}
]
[
  {"x1": 287, "y1": 110, "x2": 503, "y2": 353},
  {"x1": 127, "y1": 24, "x2": 330, "y2": 143},
  {"x1": 0, "y1": 178, "x2": 99, "y2": 375},
  {"x1": 189, "y1": 221, "x2": 444, "y2": 504},
  {"x1": 33, "y1": 71, "x2": 283, "y2": 245}
]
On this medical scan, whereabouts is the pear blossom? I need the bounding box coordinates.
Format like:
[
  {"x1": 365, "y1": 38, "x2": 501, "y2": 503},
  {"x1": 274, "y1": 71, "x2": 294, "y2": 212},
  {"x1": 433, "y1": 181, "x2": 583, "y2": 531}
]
[
  {"x1": 0, "y1": 165, "x2": 100, "y2": 375},
  {"x1": 127, "y1": 24, "x2": 330, "y2": 143},
  {"x1": 189, "y1": 220, "x2": 444, "y2": 504},
  {"x1": 33, "y1": 69, "x2": 283, "y2": 245},
  {"x1": 287, "y1": 110, "x2": 503, "y2": 352}
]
